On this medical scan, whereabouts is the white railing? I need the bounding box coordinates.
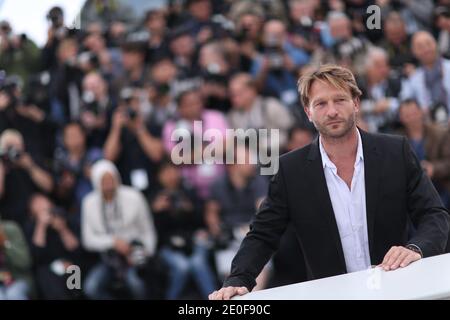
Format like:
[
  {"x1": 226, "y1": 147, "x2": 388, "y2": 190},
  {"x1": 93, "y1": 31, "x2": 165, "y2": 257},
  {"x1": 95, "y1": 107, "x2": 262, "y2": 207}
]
[{"x1": 234, "y1": 253, "x2": 450, "y2": 300}]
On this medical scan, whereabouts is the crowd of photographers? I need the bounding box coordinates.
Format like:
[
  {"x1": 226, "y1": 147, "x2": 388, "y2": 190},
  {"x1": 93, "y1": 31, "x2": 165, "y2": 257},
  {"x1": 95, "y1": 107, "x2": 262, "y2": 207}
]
[{"x1": 0, "y1": 0, "x2": 449, "y2": 299}]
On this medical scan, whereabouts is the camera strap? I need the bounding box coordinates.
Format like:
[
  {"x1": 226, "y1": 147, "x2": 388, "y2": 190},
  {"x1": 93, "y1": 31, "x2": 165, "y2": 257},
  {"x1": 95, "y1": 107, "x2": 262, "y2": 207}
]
[{"x1": 101, "y1": 198, "x2": 124, "y2": 235}]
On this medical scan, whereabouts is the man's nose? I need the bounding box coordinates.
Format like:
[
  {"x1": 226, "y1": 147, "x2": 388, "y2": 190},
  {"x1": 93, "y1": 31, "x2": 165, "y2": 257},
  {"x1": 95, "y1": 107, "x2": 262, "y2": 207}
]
[{"x1": 326, "y1": 102, "x2": 338, "y2": 117}]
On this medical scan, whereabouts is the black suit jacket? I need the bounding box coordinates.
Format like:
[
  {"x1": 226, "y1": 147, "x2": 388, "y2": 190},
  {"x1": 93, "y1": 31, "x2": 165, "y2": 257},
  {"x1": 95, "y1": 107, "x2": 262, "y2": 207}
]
[{"x1": 223, "y1": 130, "x2": 450, "y2": 291}]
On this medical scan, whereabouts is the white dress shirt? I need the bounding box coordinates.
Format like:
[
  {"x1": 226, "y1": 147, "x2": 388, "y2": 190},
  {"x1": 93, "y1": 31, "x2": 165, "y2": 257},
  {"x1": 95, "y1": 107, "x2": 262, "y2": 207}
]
[{"x1": 319, "y1": 129, "x2": 371, "y2": 272}]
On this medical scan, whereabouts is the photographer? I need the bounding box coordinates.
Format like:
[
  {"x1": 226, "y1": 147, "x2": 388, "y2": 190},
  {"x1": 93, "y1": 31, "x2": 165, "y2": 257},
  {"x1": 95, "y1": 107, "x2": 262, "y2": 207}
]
[
  {"x1": 143, "y1": 58, "x2": 178, "y2": 133},
  {"x1": 0, "y1": 130, "x2": 53, "y2": 227},
  {"x1": 400, "y1": 31, "x2": 450, "y2": 125},
  {"x1": 228, "y1": 73, "x2": 294, "y2": 153},
  {"x1": 287, "y1": 0, "x2": 321, "y2": 54},
  {"x1": 104, "y1": 87, "x2": 164, "y2": 196},
  {"x1": 162, "y1": 89, "x2": 228, "y2": 200},
  {"x1": 80, "y1": 72, "x2": 115, "y2": 148},
  {"x1": 0, "y1": 72, "x2": 57, "y2": 160},
  {"x1": 48, "y1": 38, "x2": 84, "y2": 125},
  {"x1": 83, "y1": 31, "x2": 123, "y2": 81},
  {"x1": 151, "y1": 161, "x2": 217, "y2": 299},
  {"x1": 42, "y1": 6, "x2": 70, "y2": 70},
  {"x1": 231, "y1": 6, "x2": 265, "y2": 72},
  {"x1": 397, "y1": 99, "x2": 450, "y2": 209},
  {"x1": 82, "y1": 160, "x2": 157, "y2": 300},
  {"x1": 53, "y1": 122, "x2": 103, "y2": 220},
  {"x1": 0, "y1": 218, "x2": 33, "y2": 300},
  {"x1": 251, "y1": 19, "x2": 310, "y2": 108},
  {"x1": 0, "y1": 21, "x2": 41, "y2": 86},
  {"x1": 25, "y1": 193, "x2": 82, "y2": 299},
  {"x1": 319, "y1": 11, "x2": 371, "y2": 76},
  {"x1": 143, "y1": 9, "x2": 170, "y2": 65},
  {"x1": 113, "y1": 41, "x2": 148, "y2": 92},
  {"x1": 198, "y1": 41, "x2": 232, "y2": 113},
  {"x1": 205, "y1": 145, "x2": 269, "y2": 288}
]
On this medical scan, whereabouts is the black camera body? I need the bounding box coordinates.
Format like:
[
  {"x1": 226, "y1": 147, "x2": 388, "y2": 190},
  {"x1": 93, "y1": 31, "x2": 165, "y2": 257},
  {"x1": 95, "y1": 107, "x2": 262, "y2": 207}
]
[
  {"x1": 430, "y1": 102, "x2": 449, "y2": 125},
  {"x1": 82, "y1": 90, "x2": 100, "y2": 115},
  {"x1": 0, "y1": 147, "x2": 23, "y2": 164},
  {"x1": 0, "y1": 72, "x2": 20, "y2": 109},
  {"x1": 264, "y1": 36, "x2": 284, "y2": 70},
  {"x1": 129, "y1": 240, "x2": 148, "y2": 268},
  {"x1": 119, "y1": 87, "x2": 138, "y2": 120},
  {"x1": 235, "y1": 26, "x2": 251, "y2": 43},
  {"x1": 24, "y1": 72, "x2": 51, "y2": 108}
]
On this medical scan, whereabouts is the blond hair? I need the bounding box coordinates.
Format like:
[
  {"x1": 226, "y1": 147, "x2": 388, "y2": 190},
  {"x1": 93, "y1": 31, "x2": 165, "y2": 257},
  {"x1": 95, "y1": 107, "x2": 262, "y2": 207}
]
[
  {"x1": 297, "y1": 64, "x2": 362, "y2": 108},
  {"x1": 0, "y1": 129, "x2": 23, "y2": 150}
]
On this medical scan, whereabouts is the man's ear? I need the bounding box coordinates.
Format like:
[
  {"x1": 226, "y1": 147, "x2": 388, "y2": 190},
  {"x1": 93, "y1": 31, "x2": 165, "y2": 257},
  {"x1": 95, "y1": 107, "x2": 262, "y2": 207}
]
[
  {"x1": 353, "y1": 98, "x2": 360, "y2": 113},
  {"x1": 304, "y1": 105, "x2": 312, "y2": 122}
]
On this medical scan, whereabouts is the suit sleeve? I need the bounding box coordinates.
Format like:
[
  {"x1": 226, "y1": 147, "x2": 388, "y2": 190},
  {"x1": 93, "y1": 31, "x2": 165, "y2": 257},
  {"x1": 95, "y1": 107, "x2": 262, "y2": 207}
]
[
  {"x1": 223, "y1": 163, "x2": 290, "y2": 291},
  {"x1": 403, "y1": 137, "x2": 450, "y2": 257}
]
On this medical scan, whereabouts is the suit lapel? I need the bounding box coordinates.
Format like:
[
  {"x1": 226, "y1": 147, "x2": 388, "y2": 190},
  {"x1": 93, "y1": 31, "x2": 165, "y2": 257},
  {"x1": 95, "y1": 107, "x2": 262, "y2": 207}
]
[
  {"x1": 306, "y1": 137, "x2": 347, "y2": 271},
  {"x1": 360, "y1": 130, "x2": 382, "y2": 264}
]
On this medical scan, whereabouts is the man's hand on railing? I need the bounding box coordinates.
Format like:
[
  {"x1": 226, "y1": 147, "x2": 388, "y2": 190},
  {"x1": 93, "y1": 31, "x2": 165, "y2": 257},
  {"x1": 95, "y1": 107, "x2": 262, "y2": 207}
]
[
  {"x1": 209, "y1": 286, "x2": 249, "y2": 300},
  {"x1": 379, "y1": 246, "x2": 422, "y2": 271}
]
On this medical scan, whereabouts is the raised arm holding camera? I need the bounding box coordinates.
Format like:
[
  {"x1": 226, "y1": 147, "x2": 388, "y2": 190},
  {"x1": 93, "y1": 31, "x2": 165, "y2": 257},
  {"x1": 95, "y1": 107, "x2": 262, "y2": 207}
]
[{"x1": 0, "y1": 130, "x2": 54, "y2": 227}]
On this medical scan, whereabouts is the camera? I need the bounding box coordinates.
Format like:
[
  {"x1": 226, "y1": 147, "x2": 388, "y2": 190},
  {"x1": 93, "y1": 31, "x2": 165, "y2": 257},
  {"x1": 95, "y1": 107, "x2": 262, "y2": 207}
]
[
  {"x1": 24, "y1": 72, "x2": 51, "y2": 108},
  {"x1": 235, "y1": 26, "x2": 250, "y2": 43},
  {"x1": 334, "y1": 37, "x2": 365, "y2": 60},
  {"x1": 119, "y1": 87, "x2": 138, "y2": 120},
  {"x1": 77, "y1": 51, "x2": 100, "y2": 70},
  {"x1": 0, "y1": 72, "x2": 20, "y2": 109},
  {"x1": 154, "y1": 82, "x2": 171, "y2": 96},
  {"x1": 430, "y1": 102, "x2": 449, "y2": 125},
  {"x1": 129, "y1": 240, "x2": 148, "y2": 268},
  {"x1": 202, "y1": 63, "x2": 227, "y2": 85},
  {"x1": 0, "y1": 146, "x2": 23, "y2": 164},
  {"x1": 264, "y1": 34, "x2": 284, "y2": 70},
  {"x1": 82, "y1": 90, "x2": 100, "y2": 115}
]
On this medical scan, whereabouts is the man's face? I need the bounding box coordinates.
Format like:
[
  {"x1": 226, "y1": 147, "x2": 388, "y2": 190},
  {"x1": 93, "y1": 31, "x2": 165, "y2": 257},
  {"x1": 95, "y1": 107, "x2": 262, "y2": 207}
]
[
  {"x1": 122, "y1": 51, "x2": 144, "y2": 71},
  {"x1": 367, "y1": 54, "x2": 390, "y2": 83},
  {"x1": 229, "y1": 78, "x2": 256, "y2": 109},
  {"x1": 178, "y1": 91, "x2": 203, "y2": 120},
  {"x1": 101, "y1": 172, "x2": 117, "y2": 201},
  {"x1": 412, "y1": 33, "x2": 438, "y2": 66},
  {"x1": 189, "y1": 0, "x2": 211, "y2": 21},
  {"x1": 329, "y1": 18, "x2": 352, "y2": 41},
  {"x1": 30, "y1": 195, "x2": 52, "y2": 218},
  {"x1": 83, "y1": 73, "x2": 107, "y2": 99},
  {"x1": 147, "y1": 11, "x2": 166, "y2": 32},
  {"x1": 304, "y1": 80, "x2": 358, "y2": 139},
  {"x1": 170, "y1": 34, "x2": 195, "y2": 57},
  {"x1": 399, "y1": 102, "x2": 423, "y2": 127},
  {"x1": 63, "y1": 124, "x2": 85, "y2": 152},
  {"x1": 385, "y1": 19, "x2": 406, "y2": 45}
]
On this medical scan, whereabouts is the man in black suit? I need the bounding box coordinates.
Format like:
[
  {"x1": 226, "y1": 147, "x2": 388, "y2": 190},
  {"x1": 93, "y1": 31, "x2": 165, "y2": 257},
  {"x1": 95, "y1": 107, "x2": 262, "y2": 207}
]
[{"x1": 209, "y1": 64, "x2": 450, "y2": 300}]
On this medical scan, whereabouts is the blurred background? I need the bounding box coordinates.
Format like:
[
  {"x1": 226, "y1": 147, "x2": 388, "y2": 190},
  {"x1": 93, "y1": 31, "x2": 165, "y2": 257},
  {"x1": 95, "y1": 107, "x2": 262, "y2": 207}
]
[{"x1": 0, "y1": 0, "x2": 449, "y2": 300}]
